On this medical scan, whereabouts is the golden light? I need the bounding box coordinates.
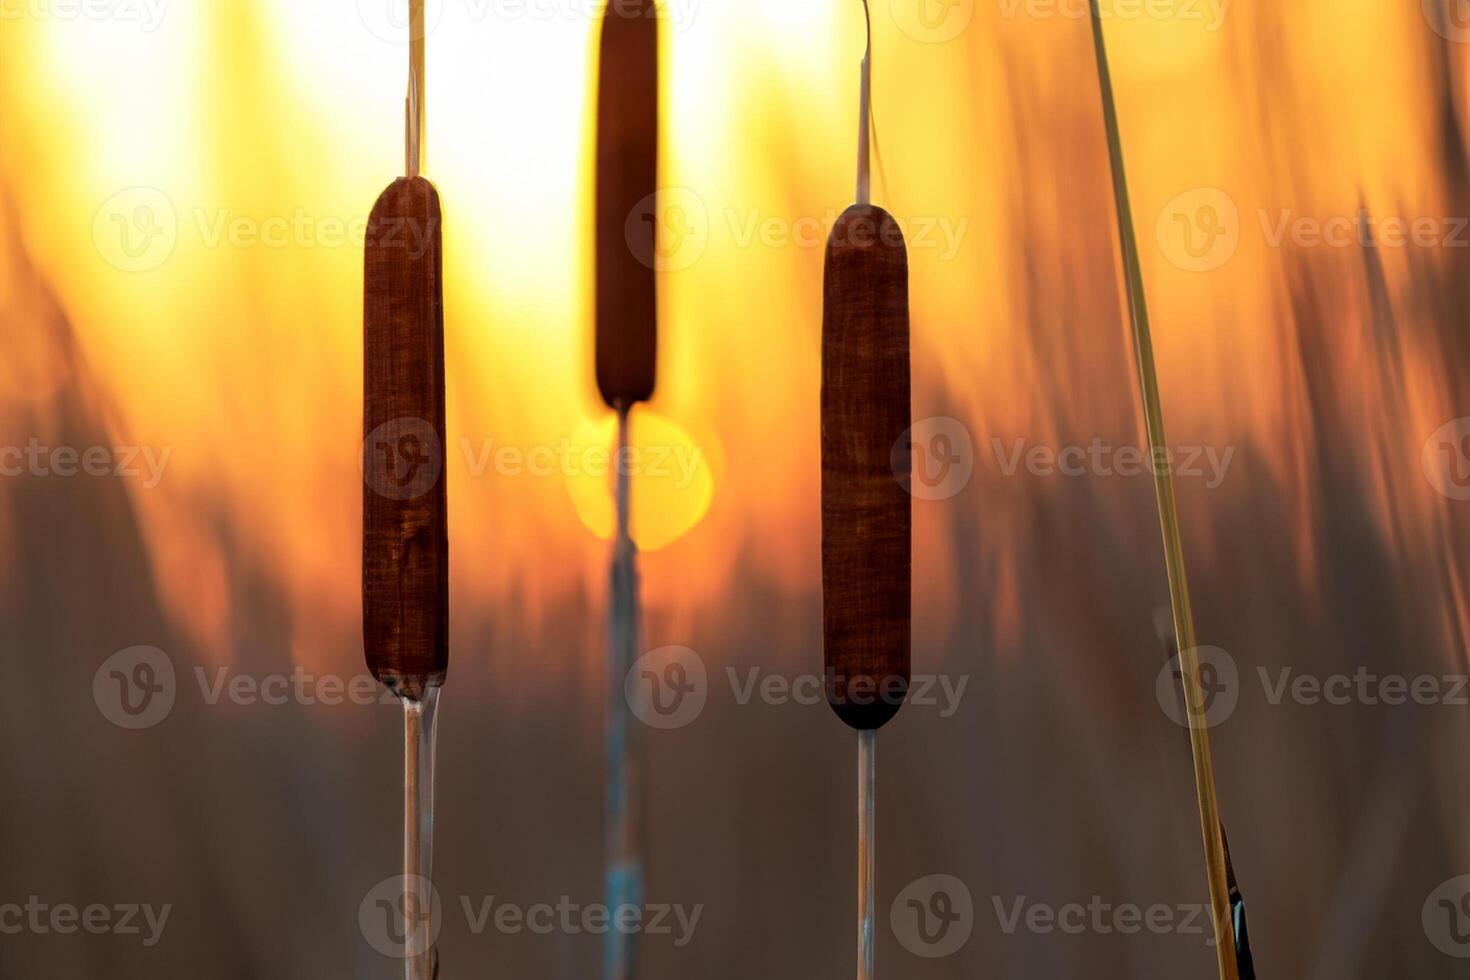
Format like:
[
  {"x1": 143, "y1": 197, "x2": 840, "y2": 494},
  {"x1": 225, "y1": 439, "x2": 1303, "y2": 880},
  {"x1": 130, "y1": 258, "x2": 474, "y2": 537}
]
[
  {"x1": 563, "y1": 410, "x2": 716, "y2": 550},
  {"x1": 0, "y1": 0, "x2": 1465, "y2": 675}
]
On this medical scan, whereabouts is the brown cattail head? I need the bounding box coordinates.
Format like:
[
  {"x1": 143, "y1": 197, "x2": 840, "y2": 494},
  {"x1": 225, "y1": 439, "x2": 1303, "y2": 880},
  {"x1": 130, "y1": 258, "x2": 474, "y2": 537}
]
[
  {"x1": 594, "y1": 0, "x2": 659, "y2": 409},
  {"x1": 821, "y1": 203, "x2": 912, "y2": 730},
  {"x1": 362, "y1": 176, "x2": 448, "y2": 701}
]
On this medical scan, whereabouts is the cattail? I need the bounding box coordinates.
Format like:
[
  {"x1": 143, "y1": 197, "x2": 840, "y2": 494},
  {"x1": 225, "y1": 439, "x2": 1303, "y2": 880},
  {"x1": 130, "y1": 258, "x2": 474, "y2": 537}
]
[
  {"x1": 821, "y1": 5, "x2": 911, "y2": 979},
  {"x1": 595, "y1": 2, "x2": 659, "y2": 978},
  {"x1": 822, "y1": 204, "x2": 912, "y2": 733},
  {"x1": 595, "y1": 0, "x2": 658, "y2": 411},
  {"x1": 362, "y1": 176, "x2": 448, "y2": 702},
  {"x1": 361, "y1": 3, "x2": 446, "y2": 977}
]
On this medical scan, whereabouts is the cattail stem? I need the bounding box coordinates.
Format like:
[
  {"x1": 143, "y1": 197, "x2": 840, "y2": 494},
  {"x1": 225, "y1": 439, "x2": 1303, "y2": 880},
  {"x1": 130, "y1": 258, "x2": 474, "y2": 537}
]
[
  {"x1": 1085, "y1": 6, "x2": 1239, "y2": 978},
  {"x1": 403, "y1": 687, "x2": 440, "y2": 980},
  {"x1": 406, "y1": 0, "x2": 426, "y2": 178},
  {"x1": 857, "y1": 729, "x2": 876, "y2": 980},
  {"x1": 606, "y1": 405, "x2": 644, "y2": 980},
  {"x1": 856, "y1": 0, "x2": 872, "y2": 205}
]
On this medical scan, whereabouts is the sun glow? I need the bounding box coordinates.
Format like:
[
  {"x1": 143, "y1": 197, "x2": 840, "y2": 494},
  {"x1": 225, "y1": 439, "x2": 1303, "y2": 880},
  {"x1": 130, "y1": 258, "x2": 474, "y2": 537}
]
[{"x1": 0, "y1": 0, "x2": 1465, "y2": 673}]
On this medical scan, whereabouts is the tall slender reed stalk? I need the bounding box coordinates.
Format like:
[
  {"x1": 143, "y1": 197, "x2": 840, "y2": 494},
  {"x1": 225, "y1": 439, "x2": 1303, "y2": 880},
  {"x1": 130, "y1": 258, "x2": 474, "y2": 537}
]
[
  {"x1": 1084, "y1": 6, "x2": 1240, "y2": 978},
  {"x1": 605, "y1": 405, "x2": 644, "y2": 980}
]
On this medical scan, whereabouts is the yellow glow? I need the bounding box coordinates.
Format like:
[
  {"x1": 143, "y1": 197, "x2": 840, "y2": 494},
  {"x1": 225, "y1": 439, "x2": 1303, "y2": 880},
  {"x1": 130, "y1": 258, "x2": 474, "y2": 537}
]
[
  {"x1": 0, "y1": 0, "x2": 1464, "y2": 668},
  {"x1": 563, "y1": 411, "x2": 716, "y2": 551}
]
